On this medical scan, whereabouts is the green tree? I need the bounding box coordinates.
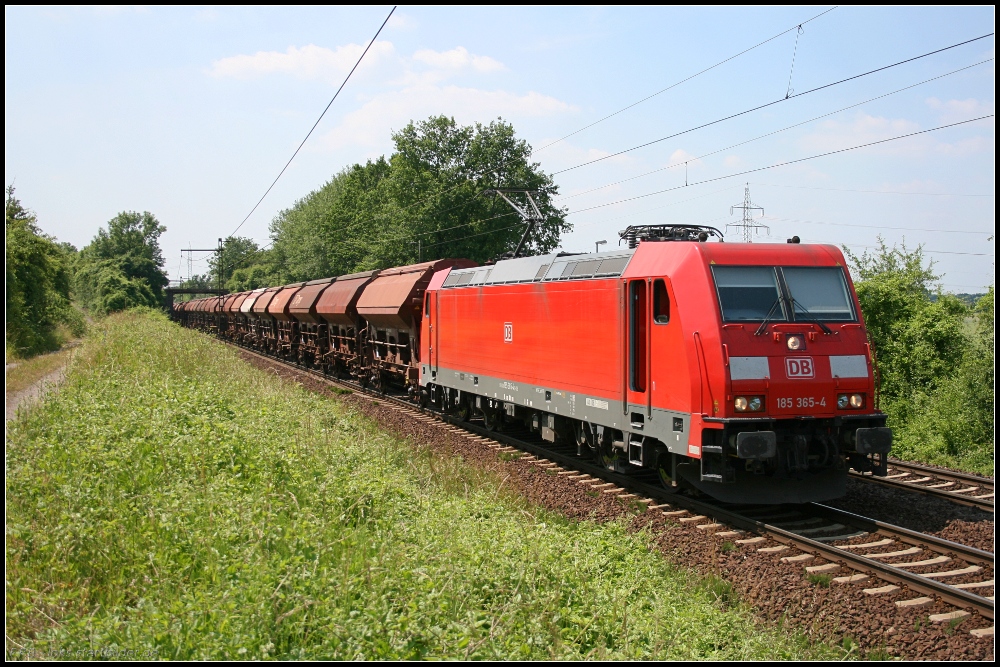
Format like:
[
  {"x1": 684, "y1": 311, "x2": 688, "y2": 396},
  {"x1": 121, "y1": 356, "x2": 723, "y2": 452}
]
[
  {"x1": 76, "y1": 211, "x2": 168, "y2": 314},
  {"x1": 209, "y1": 236, "x2": 260, "y2": 289},
  {"x1": 269, "y1": 115, "x2": 570, "y2": 280},
  {"x1": 846, "y1": 239, "x2": 993, "y2": 473},
  {"x1": 5, "y1": 186, "x2": 78, "y2": 357}
]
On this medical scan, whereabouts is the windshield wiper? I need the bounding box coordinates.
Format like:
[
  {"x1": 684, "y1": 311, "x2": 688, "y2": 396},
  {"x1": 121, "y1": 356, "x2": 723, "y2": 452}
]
[
  {"x1": 754, "y1": 298, "x2": 784, "y2": 336},
  {"x1": 790, "y1": 298, "x2": 833, "y2": 334}
]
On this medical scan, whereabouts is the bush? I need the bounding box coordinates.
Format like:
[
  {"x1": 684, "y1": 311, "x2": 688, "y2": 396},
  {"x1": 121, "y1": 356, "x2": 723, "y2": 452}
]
[
  {"x1": 847, "y1": 241, "x2": 994, "y2": 474},
  {"x1": 5, "y1": 186, "x2": 75, "y2": 358}
]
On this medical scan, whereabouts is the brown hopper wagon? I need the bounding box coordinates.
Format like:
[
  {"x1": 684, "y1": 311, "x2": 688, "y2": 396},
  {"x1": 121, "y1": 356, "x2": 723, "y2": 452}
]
[
  {"x1": 286, "y1": 277, "x2": 337, "y2": 367},
  {"x1": 356, "y1": 259, "x2": 476, "y2": 393},
  {"x1": 267, "y1": 282, "x2": 307, "y2": 359},
  {"x1": 250, "y1": 286, "x2": 282, "y2": 353},
  {"x1": 315, "y1": 270, "x2": 379, "y2": 378}
]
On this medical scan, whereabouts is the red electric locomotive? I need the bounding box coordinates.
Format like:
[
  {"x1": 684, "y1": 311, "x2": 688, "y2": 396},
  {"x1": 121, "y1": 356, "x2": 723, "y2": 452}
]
[{"x1": 420, "y1": 225, "x2": 891, "y2": 504}]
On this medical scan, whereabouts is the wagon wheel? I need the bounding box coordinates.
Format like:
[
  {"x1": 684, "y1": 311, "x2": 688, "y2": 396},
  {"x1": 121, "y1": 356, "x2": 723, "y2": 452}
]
[
  {"x1": 453, "y1": 401, "x2": 470, "y2": 422},
  {"x1": 371, "y1": 364, "x2": 385, "y2": 394},
  {"x1": 655, "y1": 448, "x2": 681, "y2": 493}
]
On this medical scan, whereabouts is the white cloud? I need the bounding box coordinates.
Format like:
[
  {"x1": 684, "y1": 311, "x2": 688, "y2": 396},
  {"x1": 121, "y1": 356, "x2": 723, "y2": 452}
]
[
  {"x1": 800, "y1": 113, "x2": 921, "y2": 153},
  {"x1": 800, "y1": 111, "x2": 993, "y2": 158},
  {"x1": 667, "y1": 149, "x2": 699, "y2": 166},
  {"x1": 209, "y1": 41, "x2": 575, "y2": 155},
  {"x1": 925, "y1": 97, "x2": 995, "y2": 124},
  {"x1": 386, "y1": 12, "x2": 418, "y2": 31},
  {"x1": 412, "y1": 46, "x2": 505, "y2": 73},
  {"x1": 319, "y1": 84, "x2": 575, "y2": 153},
  {"x1": 208, "y1": 41, "x2": 395, "y2": 84}
]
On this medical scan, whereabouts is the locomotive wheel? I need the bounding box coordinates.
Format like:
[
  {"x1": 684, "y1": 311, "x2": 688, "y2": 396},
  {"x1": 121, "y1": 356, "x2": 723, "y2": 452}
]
[
  {"x1": 655, "y1": 449, "x2": 680, "y2": 493},
  {"x1": 597, "y1": 438, "x2": 623, "y2": 472},
  {"x1": 453, "y1": 403, "x2": 470, "y2": 422},
  {"x1": 483, "y1": 407, "x2": 503, "y2": 432}
]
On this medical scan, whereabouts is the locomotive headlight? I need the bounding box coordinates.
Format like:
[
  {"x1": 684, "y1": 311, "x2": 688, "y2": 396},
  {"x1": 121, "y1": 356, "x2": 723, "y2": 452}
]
[
  {"x1": 786, "y1": 334, "x2": 805, "y2": 351},
  {"x1": 734, "y1": 396, "x2": 749, "y2": 412},
  {"x1": 837, "y1": 393, "x2": 865, "y2": 409},
  {"x1": 748, "y1": 396, "x2": 763, "y2": 412}
]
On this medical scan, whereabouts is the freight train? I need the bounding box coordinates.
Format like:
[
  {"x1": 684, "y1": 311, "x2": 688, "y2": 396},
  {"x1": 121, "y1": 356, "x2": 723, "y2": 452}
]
[{"x1": 176, "y1": 225, "x2": 891, "y2": 504}]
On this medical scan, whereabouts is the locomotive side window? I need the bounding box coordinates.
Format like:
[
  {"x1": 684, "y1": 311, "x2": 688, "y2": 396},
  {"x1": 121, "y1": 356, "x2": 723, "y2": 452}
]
[
  {"x1": 782, "y1": 267, "x2": 856, "y2": 321},
  {"x1": 628, "y1": 280, "x2": 647, "y2": 392},
  {"x1": 653, "y1": 279, "x2": 669, "y2": 324},
  {"x1": 712, "y1": 266, "x2": 786, "y2": 322}
]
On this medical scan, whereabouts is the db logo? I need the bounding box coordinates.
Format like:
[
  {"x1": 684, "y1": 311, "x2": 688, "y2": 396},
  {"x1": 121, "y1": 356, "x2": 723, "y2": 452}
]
[
  {"x1": 785, "y1": 357, "x2": 814, "y2": 378},
  {"x1": 503, "y1": 322, "x2": 513, "y2": 343}
]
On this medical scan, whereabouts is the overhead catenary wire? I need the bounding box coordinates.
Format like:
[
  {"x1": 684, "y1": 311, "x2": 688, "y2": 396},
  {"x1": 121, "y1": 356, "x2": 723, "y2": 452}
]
[
  {"x1": 346, "y1": 27, "x2": 991, "y2": 238},
  {"x1": 270, "y1": 6, "x2": 844, "y2": 241},
  {"x1": 379, "y1": 58, "x2": 996, "y2": 245},
  {"x1": 206, "y1": 22, "x2": 993, "y2": 280},
  {"x1": 532, "y1": 6, "x2": 839, "y2": 154},
  {"x1": 554, "y1": 58, "x2": 995, "y2": 203},
  {"x1": 829, "y1": 241, "x2": 993, "y2": 258},
  {"x1": 753, "y1": 182, "x2": 994, "y2": 197},
  {"x1": 552, "y1": 32, "x2": 995, "y2": 176},
  {"x1": 325, "y1": 57, "x2": 996, "y2": 249},
  {"x1": 228, "y1": 5, "x2": 397, "y2": 240},
  {"x1": 761, "y1": 215, "x2": 994, "y2": 236},
  {"x1": 562, "y1": 114, "x2": 995, "y2": 216}
]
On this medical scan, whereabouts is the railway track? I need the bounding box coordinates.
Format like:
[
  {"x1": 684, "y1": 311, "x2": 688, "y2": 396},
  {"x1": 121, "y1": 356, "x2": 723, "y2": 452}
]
[
  {"x1": 851, "y1": 460, "x2": 994, "y2": 512},
  {"x1": 229, "y1": 342, "x2": 995, "y2": 636}
]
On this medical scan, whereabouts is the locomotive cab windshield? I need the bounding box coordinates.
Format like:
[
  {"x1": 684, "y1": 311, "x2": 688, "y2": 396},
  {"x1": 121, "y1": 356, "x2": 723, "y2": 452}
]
[{"x1": 712, "y1": 265, "x2": 855, "y2": 323}]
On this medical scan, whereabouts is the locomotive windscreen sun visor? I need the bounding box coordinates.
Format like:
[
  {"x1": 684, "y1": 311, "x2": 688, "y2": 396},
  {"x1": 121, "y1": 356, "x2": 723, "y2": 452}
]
[
  {"x1": 736, "y1": 431, "x2": 777, "y2": 459},
  {"x1": 855, "y1": 427, "x2": 892, "y2": 454}
]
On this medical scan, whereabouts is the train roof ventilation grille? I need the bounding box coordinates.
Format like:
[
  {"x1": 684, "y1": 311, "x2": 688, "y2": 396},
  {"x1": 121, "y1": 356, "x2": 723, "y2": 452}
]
[
  {"x1": 442, "y1": 271, "x2": 472, "y2": 287},
  {"x1": 533, "y1": 264, "x2": 550, "y2": 280},
  {"x1": 596, "y1": 256, "x2": 630, "y2": 275},
  {"x1": 570, "y1": 259, "x2": 603, "y2": 277}
]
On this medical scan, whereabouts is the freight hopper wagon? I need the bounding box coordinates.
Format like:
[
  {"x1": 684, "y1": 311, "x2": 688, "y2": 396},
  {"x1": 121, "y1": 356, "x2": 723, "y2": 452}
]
[
  {"x1": 287, "y1": 278, "x2": 336, "y2": 367},
  {"x1": 250, "y1": 286, "x2": 281, "y2": 353},
  {"x1": 420, "y1": 226, "x2": 891, "y2": 504},
  {"x1": 358, "y1": 260, "x2": 475, "y2": 394},
  {"x1": 267, "y1": 282, "x2": 307, "y2": 359},
  {"x1": 313, "y1": 270, "x2": 379, "y2": 378}
]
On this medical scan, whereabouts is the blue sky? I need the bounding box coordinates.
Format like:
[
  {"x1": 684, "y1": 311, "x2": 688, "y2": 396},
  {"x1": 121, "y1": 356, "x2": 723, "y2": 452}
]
[{"x1": 5, "y1": 6, "x2": 995, "y2": 291}]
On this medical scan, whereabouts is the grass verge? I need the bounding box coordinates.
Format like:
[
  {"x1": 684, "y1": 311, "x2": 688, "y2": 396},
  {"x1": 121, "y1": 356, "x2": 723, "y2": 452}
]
[{"x1": 6, "y1": 312, "x2": 845, "y2": 660}]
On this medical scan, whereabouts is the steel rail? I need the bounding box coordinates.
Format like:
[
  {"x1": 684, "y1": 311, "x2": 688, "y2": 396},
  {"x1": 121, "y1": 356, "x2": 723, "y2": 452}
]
[
  {"x1": 809, "y1": 503, "x2": 994, "y2": 566},
  {"x1": 886, "y1": 459, "x2": 996, "y2": 486},
  {"x1": 851, "y1": 459, "x2": 994, "y2": 512},
  {"x1": 220, "y1": 340, "x2": 995, "y2": 622}
]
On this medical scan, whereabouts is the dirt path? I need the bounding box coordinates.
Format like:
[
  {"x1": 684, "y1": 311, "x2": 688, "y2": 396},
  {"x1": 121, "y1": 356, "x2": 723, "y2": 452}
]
[{"x1": 5, "y1": 357, "x2": 71, "y2": 424}]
